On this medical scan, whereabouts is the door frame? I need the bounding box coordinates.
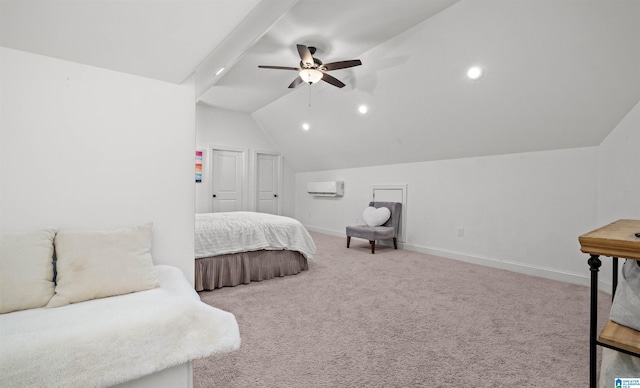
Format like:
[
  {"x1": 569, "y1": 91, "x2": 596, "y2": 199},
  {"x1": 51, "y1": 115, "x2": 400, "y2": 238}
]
[
  {"x1": 210, "y1": 145, "x2": 249, "y2": 212},
  {"x1": 253, "y1": 150, "x2": 283, "y2": 215},
  {"x1": 371, "y1": 183, "x2": 407, "y2": 243}
]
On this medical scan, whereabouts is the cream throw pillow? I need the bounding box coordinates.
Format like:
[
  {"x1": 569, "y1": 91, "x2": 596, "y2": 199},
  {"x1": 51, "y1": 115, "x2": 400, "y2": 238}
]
[
  {"x1": 0, "y1": 229, "x2": 57, "y2": 313},
  {"x1": 47, "y1": 223, "x2": 159, "y2": 308}
]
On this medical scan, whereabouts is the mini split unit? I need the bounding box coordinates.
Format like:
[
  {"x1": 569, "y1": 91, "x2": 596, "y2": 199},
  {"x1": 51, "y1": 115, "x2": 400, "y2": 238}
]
[{"x1": 307, "y1": 181, "x2": 344, "y2": 197}]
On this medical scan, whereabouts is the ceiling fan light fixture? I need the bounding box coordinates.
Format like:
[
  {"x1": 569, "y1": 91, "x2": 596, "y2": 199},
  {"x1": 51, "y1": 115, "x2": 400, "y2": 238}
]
[{"x1": 299, "y1": 68, "x2": 323, "y2": 84}]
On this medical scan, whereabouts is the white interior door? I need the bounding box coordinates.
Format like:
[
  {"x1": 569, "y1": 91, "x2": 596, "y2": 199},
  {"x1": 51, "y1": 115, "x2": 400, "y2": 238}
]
[
  {"x1": 212, "y1": 149, "x2": 244, "y2": 212},
  {"x1": 256, "y1": 153, "x2": 280, "y2": 214}
]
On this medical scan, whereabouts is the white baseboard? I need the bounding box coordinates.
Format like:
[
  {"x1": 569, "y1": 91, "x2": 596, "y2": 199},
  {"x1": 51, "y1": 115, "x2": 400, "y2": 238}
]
[{"x1": 305, "y1": 225, "x2": 612, "y2": 294}]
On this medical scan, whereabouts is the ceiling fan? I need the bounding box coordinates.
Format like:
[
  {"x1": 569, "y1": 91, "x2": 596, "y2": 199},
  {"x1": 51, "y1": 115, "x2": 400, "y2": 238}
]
[{"x1": 259, "y1": 44, "x2": 362, "y2": 89}]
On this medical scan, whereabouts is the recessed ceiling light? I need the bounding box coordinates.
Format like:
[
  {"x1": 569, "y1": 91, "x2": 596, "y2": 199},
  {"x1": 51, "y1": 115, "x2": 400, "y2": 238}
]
[
  {"x1": 215, "y1": 67, "x2": 225, "y2": 76},
  {"x1": 358, "y1": 105, "x2": 368, "y2": 114},
  {"x1": 467, "y1": 66, "x2": 483, "y2": 80},
  {"x1": 302, "y1": 123, "x2": 310, "y2": 131}
]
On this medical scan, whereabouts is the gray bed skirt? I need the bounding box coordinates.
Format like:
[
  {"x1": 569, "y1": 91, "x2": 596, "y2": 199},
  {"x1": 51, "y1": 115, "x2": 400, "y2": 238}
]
[{"x1": 195, "y1": 250, "x2": 308, "y2": 291}]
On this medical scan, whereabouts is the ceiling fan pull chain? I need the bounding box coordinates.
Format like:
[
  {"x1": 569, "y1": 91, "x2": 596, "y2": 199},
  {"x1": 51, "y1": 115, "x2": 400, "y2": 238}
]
[{"x1": 308, "y1": 83, "x2": 311, "y2": 107}]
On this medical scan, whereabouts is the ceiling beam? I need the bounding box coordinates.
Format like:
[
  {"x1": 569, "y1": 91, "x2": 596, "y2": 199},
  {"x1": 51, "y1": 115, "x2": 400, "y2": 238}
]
[{"x1": 195, "y1": 0, "x2": 299, "y2": 100}]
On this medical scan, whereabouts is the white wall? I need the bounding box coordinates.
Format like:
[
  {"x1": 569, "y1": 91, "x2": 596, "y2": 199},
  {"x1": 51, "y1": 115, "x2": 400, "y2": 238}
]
[
  {"x1": 295, "y1": 97, "x2": 640, "y2": 289},
  {"x1": 0, "y1": 50, "x2": 3, "y2": 235},
  {"x1": 296, "y1": 147, "x2": 600, "y2": 287},
  {"x1": 597, "y1": 99, "x2": 640, "y2": 224},
  {"x1": 0, "y1": 48, "x2": 196, "y2": 281},
  {"x1": 195, "y1": 104, "x2": 295, "y2": 217}
]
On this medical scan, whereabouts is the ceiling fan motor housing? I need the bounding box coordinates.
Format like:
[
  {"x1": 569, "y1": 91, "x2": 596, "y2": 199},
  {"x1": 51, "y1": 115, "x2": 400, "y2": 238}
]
[{"x1": 300, "y1": 47, "x2": 322, "y2": 68}]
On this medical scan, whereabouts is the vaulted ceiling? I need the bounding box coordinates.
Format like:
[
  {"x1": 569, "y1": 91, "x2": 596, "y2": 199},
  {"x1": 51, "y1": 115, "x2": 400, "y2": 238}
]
[
  {"x1": 0, "y1": 0, "x2": 261, "y2": 84},
  {"x1": 252, "y1": 0, "x2": 640, "y2": 171},
  {"x1": 195, "y1": 0, "x2": 460, "y2": 112},
  {"x1": 2, "y1": 0, "x2": 639, "y2": 173}
]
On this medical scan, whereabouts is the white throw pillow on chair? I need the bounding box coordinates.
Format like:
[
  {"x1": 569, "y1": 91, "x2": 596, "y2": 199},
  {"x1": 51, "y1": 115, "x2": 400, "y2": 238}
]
[{"x1": 363, "y1": 206, "x2": 391, "y2": 227}]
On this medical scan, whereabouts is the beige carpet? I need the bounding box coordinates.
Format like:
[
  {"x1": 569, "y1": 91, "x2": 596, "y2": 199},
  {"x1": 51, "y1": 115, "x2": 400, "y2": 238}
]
[{"x1": 195, "y1": 232, "x2": 611, "y2": 387}]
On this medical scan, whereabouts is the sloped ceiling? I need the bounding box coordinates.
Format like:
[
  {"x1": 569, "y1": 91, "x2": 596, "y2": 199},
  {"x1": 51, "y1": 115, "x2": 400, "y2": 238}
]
[
  {"x1": 2, "y1": 0, "x2": 638, "y2": 174},
  {"x1": 252, "y1": 0, "x2": 640, "y2": 172},
  {"x1": 0, "y1": 0, "x2": 261, "y2": 84},
  {"x1": 197, "y1": 0, "x2": 460, "y2": 112}
]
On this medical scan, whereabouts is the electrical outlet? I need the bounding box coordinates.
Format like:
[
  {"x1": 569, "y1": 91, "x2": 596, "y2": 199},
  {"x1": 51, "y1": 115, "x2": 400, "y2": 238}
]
[{"x1": 457, "y1": 227, "x2": 464, "y2": 237}]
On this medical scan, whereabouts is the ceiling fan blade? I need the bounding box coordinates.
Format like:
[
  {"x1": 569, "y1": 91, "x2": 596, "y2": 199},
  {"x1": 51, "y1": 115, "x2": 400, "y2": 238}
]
[
  {"x1": 296, "y1": 44, "x2": 314, "y2": 67},
  {"x1": 321, "y1": 73, "x2": 345, "y2": 88},
  {"x1": 258, "y1": 65, "x2": 299, "y2": 71},
  {"x1": 288, "y1": 76, "x2": 304, "y2": 89},
  {"x1": 322, "y1": 59, "x2": 362, "y2": 71}
]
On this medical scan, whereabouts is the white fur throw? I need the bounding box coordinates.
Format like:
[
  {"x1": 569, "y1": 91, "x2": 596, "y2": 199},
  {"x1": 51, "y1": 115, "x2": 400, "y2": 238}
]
[
  {"x1": 363, "y1": 206, "x2": 391, "y2": 227},
  {"x1": 0, "y1": 265, "x2": 241, "y2": 388}
]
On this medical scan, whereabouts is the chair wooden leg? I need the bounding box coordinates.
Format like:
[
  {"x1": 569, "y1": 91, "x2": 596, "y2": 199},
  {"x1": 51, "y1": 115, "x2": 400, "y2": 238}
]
[
  {"x1": 370, "y1": 240, "x2": 375, "y2": 254},
  {"x1": 347, "y1": 236, "x2": 351, "y2": 248},
  {"x1": 393, "y1": 237, "x2": 397, "y2": 249}
]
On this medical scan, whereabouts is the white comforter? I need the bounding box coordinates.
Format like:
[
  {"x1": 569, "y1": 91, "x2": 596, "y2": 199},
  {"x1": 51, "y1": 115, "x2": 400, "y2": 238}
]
[
  {"x1": 0, "y1": 265, "x2": 241, "y2": 388},
  {"x1": 195, "y1": 212, "x2": 317, "y2": 259}
]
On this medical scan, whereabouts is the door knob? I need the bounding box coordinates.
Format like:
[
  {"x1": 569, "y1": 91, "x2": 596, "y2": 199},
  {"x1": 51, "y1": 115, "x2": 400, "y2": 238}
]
[
  {"x1": 274, "y1": 194, "x2": 278, "y2": 198},
  {"x1": 212, "y1": 194, "x2": 217, "y2": 198}
]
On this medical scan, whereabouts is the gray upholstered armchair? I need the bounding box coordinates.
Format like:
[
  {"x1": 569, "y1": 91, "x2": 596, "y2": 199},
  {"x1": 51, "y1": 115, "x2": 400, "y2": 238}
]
[{"x1": 346, "y1": 201, "x2": 402, "y2": 254}]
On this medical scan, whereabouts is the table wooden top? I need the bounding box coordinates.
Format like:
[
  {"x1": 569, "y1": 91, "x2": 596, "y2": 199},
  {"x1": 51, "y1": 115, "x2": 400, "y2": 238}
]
[
  {"x1": 579, "y1": 219, "x2": 640, "y2": 260},
  {"x1": 598, "y1": 320, "x2": 640, "y2": 355}
]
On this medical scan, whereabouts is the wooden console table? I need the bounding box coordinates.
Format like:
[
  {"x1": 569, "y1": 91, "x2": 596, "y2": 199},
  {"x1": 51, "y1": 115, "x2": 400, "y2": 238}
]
[{"x1": 579, "y1": 219, "x2": 640, "y2": 388}]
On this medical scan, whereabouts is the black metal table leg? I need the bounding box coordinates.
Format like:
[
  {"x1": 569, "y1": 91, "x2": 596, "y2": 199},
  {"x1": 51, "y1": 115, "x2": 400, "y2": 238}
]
[
  {"x1": 612, "y1": 257, "x2": 618, "y2": 302},
  {"x1": 589, "y1": 254, "x2": 601, "y2": 388}
]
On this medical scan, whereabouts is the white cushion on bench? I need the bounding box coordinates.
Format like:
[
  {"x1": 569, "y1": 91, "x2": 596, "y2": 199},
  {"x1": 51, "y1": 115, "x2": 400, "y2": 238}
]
[
  {"x1": 0, "y1": 228, "x2": 56, "y2": 313},
  {"x1": 48, "y1": 223, "x2": 158, "y2": 308},
  {"x1": 0, "y1": 265, "x2": 241, "y2": 388}
]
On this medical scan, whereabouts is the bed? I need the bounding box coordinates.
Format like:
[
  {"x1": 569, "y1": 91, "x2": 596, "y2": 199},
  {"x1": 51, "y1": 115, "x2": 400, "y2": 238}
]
[{"x1": 195, "y1": 212, "x2": 317, "y2": 291}]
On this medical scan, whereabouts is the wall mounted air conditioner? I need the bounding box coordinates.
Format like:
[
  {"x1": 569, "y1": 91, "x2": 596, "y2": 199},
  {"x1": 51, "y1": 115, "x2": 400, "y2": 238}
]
[{"x1": 307, "y1": 181, "x2": 344, "y2": 197}]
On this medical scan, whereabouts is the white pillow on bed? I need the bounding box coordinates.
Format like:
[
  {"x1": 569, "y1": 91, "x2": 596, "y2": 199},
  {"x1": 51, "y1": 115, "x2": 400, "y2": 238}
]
[
  {"x1": 363, "y1": 206, "x2": 391, "y2": 227},
  {"x1": 47, "y1": 223, "x2": 159, "y2": 308},
  {"x1": 0, "y1": 228, "x2": 57, "y2": 313}
]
